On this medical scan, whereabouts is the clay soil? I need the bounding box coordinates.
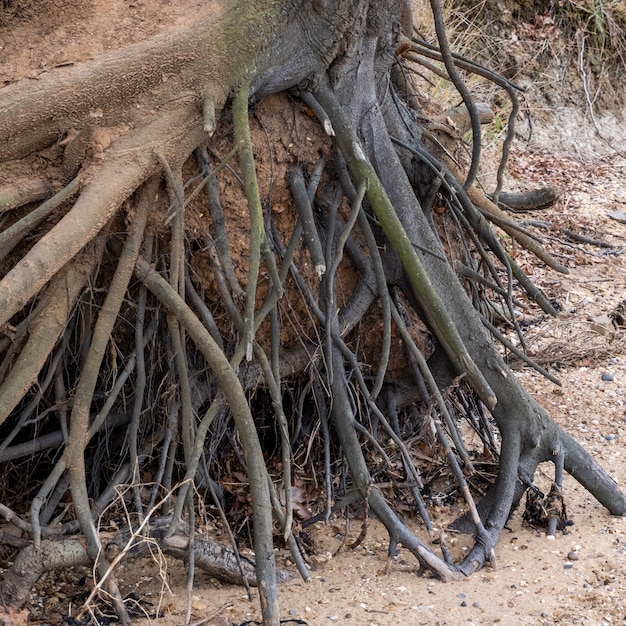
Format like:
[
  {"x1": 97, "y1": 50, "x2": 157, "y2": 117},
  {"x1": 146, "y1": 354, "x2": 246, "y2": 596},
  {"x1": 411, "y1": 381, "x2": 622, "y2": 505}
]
[{"x1": 1, "y1": 1, "x2": 626, "y2": 626}]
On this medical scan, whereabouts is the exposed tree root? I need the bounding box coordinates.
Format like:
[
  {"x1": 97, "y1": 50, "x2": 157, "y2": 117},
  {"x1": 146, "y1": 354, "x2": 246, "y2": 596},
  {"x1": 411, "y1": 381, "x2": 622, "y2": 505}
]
[
  {"x1": 0, "y1": 237, "x2": 105, "y2": 425},
  {"x1": 0, "y1": 521, "x2": 292, "y2": 610},
  {"x1": 136, "y1": 517, "x2": 294, "y2": 586},
  {"x1": 0, "y1": 178, "x2": 52, "y2": 213},
  {"x1": 0, "y1": 2, "x2": 625, "y2": 625},
  {"x1": 0, "y1": 539, "x2": 91, "y2": 607}
]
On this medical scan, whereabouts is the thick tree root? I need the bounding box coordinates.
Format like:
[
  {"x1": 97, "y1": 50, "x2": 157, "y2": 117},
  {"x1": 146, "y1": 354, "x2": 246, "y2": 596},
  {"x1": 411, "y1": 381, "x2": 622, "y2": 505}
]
[
  {"x1": 129, "y1": 517, "x2": 294, "y2": 586},
  {"x1": 495, "y1": 187, "x2": 563, "y2": 211},
  {"x1": 0, "y1": 524, "x2": 294, "y2": 610},
  {"x1": 134, "y1": 257, "x2": 280, "y2": 624},
  {"x1": 0, "y1": 178, "x2": 52, "y2": 213},
  {"x1": 0, "y1": 238, "x2": 105, "y2": 425},
  {"x1": 0, "y1": 539, "x2": 91, "y2": 607}
]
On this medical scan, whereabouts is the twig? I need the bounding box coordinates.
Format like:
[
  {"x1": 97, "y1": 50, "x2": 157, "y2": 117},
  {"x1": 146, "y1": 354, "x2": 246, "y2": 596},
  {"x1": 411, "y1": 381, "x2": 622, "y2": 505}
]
[
  {"x1": 252, "y1": 344, "x2": 294, "y2": 543},
  {"x1": 186, "y1": 491, "x2": 195, "y2": 625},
  {"x1": 128, "y1": 197, "x2": 157, "y2": 524},
  {"x1": 407, "y1": 38, "x2": 522, "y2": 201},
  {"x1": 428, "y1": 0, "x2": 481, "y2": 189},
  {"x1": 233, "y1": 83, "x2": 284, "y2": 361},
  {"x1": 203, "y1": 457, "x2": 254, "y2": 599},
  {"x1": 481, "y1": 316, "x2": 561, "y2": 386},
  {"x1": 81, "y1": 482, "x2": 188, "y2": 614},
  {"x1": 290, "y1": 166, "x2": 326, "y2": 277},
  {"x1": 560, "y1": 228, "x2": 613, "y2": 248},
  {"x1": 335, "y1": 154, "x2": 392, "y2": 400},
  {"x1": 188, "y1": 603, "x2": 234, "y2": 626},
  {"x1": 195, "y1": 146, "x2": 243, "y2": 297},
  {"x1": 392, "y1": 135, "x2": 561, "y2": 315},
  {"x1": 0, "y1": 176, "x2": 81, "y2": 259},
  {"x1": 184, "y1": 269, "x2": 225, "y2": 351}
]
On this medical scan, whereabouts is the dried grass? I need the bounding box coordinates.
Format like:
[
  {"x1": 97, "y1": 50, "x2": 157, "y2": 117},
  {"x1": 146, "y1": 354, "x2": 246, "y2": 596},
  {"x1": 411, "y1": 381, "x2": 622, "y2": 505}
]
[{"x1": 508, "y1": 325, "x2": 626, "y2": 369}]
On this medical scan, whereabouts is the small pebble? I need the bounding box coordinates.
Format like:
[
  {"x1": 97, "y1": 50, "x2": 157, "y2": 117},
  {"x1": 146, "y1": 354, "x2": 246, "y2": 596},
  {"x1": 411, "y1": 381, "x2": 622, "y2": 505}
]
[
  {"x1": 461, "y1": 600, "x2": 467, "y2": 607},
  {"x1": 564, "y1": 563, "x2": 574, "y2": 569},
  {"x1": 457, "y1": 592, "x2": 466, "y2": 598},
  {"x1": 567, "y1": 551, "x2": 579, "y2": 561},
  {"x1": 601, "y1": 373, "x2": 614, "y2": 381},
  {"x1": 472, "y1": 602, "x2": 481, "y2": 608},
  {"x1": 604, "y1": 434, "x2": 615, "y2": 441},
  {"x1": 289, "y1": 608, "x2": 297, "y2": 615}
]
